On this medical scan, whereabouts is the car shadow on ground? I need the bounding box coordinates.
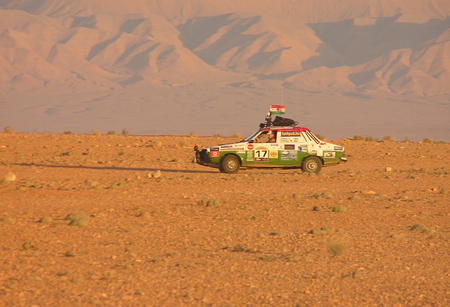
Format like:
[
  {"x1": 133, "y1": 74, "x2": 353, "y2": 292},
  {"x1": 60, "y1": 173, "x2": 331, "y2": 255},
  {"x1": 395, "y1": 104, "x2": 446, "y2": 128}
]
[{"x1": 14, "y1": 163, "x2": 219, "y2": 174}]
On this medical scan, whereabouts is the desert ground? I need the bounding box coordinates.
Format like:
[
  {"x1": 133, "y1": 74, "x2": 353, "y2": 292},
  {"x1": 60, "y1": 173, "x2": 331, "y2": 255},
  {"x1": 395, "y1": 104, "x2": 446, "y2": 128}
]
[{"x1": 0, "y1": 132, "x2": 449, "y2": 306}]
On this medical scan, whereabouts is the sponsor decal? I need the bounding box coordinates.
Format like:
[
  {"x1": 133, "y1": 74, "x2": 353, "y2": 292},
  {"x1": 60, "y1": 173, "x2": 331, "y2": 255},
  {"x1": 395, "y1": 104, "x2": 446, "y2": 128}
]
[
  {"x1": 280, "y1": 151, "x2": 298, "y2": 161},
  {"x1": 298, "y1": 145, "x2": 307, "y2": 152},
  {"x1": 324, "y1": 152, "x2": 336, "y2": 159},
  {"x1": 281, "y1": 131, "x2": 301, "y2": 137},
  {"x1": 281, "y1": 137, "x2": 302, "y2": 143},
  {"x1": 248, "y1": 144, "x2": 254, "y2": 150},
  {"x1": 334, "y1": 146, "x2": 343, "y2": 151},
  {"x1": 210, "y1": 151, "x2": 220, "y2": 158},
  {"x1": 220, "y1": 145, "x2": 233, "y2": 149},
  {"x1": 269, "y1": 151, "x2": 278, "y2": 159},
  {"x1": 284, "y1": 144, "x2": 295, "y2": 150},
  {"x1": 211, "y1": 147, "x2": 219, "y2": 151},
  {"x1": 246, "y1": 151, "x2": 254, "y2": 161},
  {"x1": 221, "y1": 147, "x2": 244, "y2": 151}
]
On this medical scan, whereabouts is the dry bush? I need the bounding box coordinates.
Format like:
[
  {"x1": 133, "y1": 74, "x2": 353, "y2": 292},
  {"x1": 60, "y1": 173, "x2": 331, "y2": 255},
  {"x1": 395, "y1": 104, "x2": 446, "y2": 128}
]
[
  {"x1": 410, "y1": 224, "x2": 430, "y2": 233},
  {"x1": 63, "y1": 131, "x2": 73, "y2": 135},
  {"x1": 332, "y1": 206, "x2": 347, "y2": 213},
  {"x1": 231, "y1": 133, "x2": 242, "y2": 138},
  {"x1": 107, "y1": 131, "x2": 116, "y2": 135},
  {"x1": 190, "y1": 131, "x2": 197, "y2": 137},
  {"x1": 206, "y1": 199, "x2": 220, "y2": 207},
  {"x1": 422, "y1": 138, "x2": 433, "y2": 143},
  {"x1": 327, "y1": 241, "x2": 347, "y2": 256},
  {"x1": 4, "y1": 126, "x2": 13, "y2": 133},
  {"x1": 383, "y1": 135, "x2": 396, "y2": 142},
  {"x1": 353, "y1": 135, "x2": 365, "y2": 141},
  {"x1": 122, "y1": 128, "x2": 129, "y2": 136},
  {"x1": 365, "y1": 136, "x2": 375, "y2": 141},
  {"x1": 89, "y1": 130, "x2": 101, "y2": 136}
]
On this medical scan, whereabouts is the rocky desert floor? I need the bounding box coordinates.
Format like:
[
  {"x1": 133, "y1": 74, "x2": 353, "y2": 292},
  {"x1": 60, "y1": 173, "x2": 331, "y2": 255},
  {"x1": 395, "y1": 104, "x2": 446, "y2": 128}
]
[{"x1": 0, "y1": 132, "x2": 449, "y2": 306}]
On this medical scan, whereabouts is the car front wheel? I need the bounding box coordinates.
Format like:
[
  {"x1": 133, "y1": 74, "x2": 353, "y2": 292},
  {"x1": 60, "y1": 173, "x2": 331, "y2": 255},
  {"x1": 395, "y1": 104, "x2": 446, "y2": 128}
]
[
  {"x1": 219, "y1": 155, "x2": 240, "y2": 174},
  {"x1": 302, "y1": 156, "x2": 322, "y2": 174}
]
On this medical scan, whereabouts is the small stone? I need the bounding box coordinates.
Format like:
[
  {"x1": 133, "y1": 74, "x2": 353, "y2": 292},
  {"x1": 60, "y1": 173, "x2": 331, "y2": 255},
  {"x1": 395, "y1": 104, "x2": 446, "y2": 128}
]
[
  {"x1": 4, "y1": 171, "x2": 16, "y2": 182},
  {"x1": 385, "y1": 167, "x2": 392, "y2": 172},
  {"x1": 152, "y1": 170, "x2": 161, "y2": 178}
]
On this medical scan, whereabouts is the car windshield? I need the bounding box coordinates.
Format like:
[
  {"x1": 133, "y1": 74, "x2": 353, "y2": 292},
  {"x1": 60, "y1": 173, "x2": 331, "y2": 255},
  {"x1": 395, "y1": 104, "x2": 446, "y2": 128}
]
[{"x1": 244, "y1": 130, "x2": 263, "y2": 142}]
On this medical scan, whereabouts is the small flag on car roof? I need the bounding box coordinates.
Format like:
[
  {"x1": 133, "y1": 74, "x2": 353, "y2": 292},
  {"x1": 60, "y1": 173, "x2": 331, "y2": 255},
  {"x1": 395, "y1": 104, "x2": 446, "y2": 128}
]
[{"x1": 270, "y1": 105, "x2": 285, "y2": 115}]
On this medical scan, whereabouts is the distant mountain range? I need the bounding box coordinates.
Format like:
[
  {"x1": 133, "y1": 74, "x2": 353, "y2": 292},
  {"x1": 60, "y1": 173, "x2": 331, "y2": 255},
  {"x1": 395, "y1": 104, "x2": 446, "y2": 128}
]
[{"x1": 1, "y1": 0, "x2": 449, "y2": 140}]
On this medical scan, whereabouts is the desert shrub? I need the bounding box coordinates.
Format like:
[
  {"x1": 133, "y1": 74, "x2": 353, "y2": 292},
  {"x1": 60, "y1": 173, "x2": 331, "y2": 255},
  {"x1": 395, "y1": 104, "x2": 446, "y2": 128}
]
[
  {"x1": 206, "y1": 199, "x2": 220, "y2": 207},
  {"x1": 107, "y1": 131, "x2": 116, "y2": 135},
  {"x1": 353, "y1": 135, "x2": 365, "y2": 141},
  {"x1": 231, "y1": 133, "x2": 241, "y2": 138},
  {"x1": 422, "y1": 138, "x2": 433, "y2": 143},
  {"x1": 213, "y1": 134, "x2": 222, "y2": 138},
  {"x1": 365, "y1": 136, "x2": 375, "y2": 141},
  {"x1": 65, "y1": 250, "x2": 75, "y2": 257},
  {"x1": 332, "y1": 206, "x2": 347, "y2": 213},
  {"x1": 309, "y1": 229, "x2": 326, "y2": 235},
  {"x1": 89, "y1": 130, "x2": 101, "y2": 136},
  {"x1": 232, "y1": 244, "x2": 252, "y2": 252},
  {"x1": 403, "y1": 137, "x2": 411, "y2": 143},
  {"x1": 410, "y1": 224, "x2": 430, "y2": 233},
  {"x1": 313, "y1": 191, "x2": 332, "y2": 199},
  {"x1": 63, "y1": 131, "x2": 73, "y2": 135},
  {"x1": 292, "y1": 193, "x2": 301, "y2": 199},
  {"x1": 328, "y1": 241, "x2": 347, "y2": 256},
  {"x1": 39, "y1": 217, "x2": 52, "y2": 224},
  {"x1": 4, "y1": 126, "x2": 13, "y2": 133},
  {"x1": 137, "y1": 211, "x2": 151, "y2": 218},
  {"x1": 1, "y1": 217, "x2": 14, "y2": 224},
  {"x1": 189, "y1": 131, "x2": 197, "y2": 137},
  {"x1": 348, "y1": 195, "x2": 362, "y2": 201},
  {"x1": 382, "y1": 135, "x2": 396, "y2": 142},
  {"x1": 23, "y1": 240, "x2": 37, "y2": 250},
  {"x1": 312, "y1": 205, "x2": 322, "y2": 211},
  {"x1": 321, "y1": 226, "x2": 335, "y2": 233},
  {"x1": 122, "y1": 128, "x2": 129, "y2": 136},
  {"x1": 65, "y1": 213, "x2": 90, "y2": 227}
]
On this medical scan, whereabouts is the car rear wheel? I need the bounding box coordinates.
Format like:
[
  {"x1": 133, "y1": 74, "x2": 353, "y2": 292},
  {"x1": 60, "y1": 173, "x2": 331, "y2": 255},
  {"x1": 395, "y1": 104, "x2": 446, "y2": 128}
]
[
  {"x1": 219, "y1": 155, "x2": 240, "y2": 174},
  {"x1": 302, "y1": 156, "x2": 322, "y2": 174}
]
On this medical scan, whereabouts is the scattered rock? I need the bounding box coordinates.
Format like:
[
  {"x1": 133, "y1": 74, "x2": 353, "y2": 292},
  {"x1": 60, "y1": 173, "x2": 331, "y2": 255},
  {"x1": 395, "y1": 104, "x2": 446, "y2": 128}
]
[
  {"x1": 385, "y1": 167, "x2": 392, "y2": 172},
  {"x1": 4, "y1": 171, "x2": 16, "y2": 182}
]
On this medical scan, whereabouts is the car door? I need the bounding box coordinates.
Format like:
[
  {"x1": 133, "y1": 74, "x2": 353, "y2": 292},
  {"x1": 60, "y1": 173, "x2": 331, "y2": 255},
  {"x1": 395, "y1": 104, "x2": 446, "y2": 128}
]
[{"x1": 244, "y1": 130, "x2": 278, "y2": 166}]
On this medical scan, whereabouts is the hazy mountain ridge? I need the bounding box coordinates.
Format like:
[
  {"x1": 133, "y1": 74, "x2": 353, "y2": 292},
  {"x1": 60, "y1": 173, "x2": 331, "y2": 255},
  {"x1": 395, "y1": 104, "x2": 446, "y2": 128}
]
[{"x1": 1, "y1": 0, "x2": 449, "y2": 140}]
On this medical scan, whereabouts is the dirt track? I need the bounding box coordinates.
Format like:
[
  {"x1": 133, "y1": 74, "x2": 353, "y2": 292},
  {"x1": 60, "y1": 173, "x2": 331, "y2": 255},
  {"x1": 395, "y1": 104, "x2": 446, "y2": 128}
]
[{"x1": 1, "y1": 133, "x2": 449, "y2": 306}]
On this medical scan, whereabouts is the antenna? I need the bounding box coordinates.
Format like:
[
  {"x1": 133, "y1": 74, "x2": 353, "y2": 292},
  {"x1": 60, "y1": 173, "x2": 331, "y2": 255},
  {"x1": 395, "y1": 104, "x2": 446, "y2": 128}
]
[{"x1": 281, "y1": 87, "x2": 283, "y2": 104}]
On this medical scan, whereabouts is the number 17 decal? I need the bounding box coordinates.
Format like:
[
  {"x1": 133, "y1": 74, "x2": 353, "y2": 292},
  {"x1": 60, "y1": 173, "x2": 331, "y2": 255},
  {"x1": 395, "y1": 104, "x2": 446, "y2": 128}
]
[{"x1": 255, "y1": 148, "x2": 268, "y2": 162}]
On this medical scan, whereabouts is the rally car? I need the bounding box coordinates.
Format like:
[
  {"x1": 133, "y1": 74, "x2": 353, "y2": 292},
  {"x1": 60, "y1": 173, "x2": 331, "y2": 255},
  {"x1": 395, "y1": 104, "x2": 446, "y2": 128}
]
[{"x1": 194, "y1": 105, "x2": 347, "y2": 174}]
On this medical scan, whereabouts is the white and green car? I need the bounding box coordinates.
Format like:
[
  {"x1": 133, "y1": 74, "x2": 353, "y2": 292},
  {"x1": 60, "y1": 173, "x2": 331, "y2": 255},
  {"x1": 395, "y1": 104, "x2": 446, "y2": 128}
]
[{"x1": 194, "y1": 106, "x2": 347, "y2": 174}]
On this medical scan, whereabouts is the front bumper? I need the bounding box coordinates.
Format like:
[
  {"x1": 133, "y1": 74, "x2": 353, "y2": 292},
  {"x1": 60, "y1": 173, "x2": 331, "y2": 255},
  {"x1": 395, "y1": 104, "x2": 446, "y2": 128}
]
[{"x1": 194, "y1": 147, "x2": 219, "y2": 168}]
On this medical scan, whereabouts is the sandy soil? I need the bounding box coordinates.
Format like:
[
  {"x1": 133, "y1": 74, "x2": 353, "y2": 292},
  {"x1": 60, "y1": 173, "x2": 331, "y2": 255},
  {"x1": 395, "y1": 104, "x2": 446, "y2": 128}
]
[{"x1": 0, "y1": 132, "x2": 449, "y2": 306}]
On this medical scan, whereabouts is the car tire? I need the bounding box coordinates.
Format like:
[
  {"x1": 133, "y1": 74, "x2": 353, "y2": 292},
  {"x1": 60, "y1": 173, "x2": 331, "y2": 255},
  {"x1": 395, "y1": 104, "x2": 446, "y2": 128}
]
[
  {"x1": 219, "y1": 155, "x2": 240, "y2": 174},
  {"x1": 301, "y1": 156, "x2": 322, "y2": 174}
]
